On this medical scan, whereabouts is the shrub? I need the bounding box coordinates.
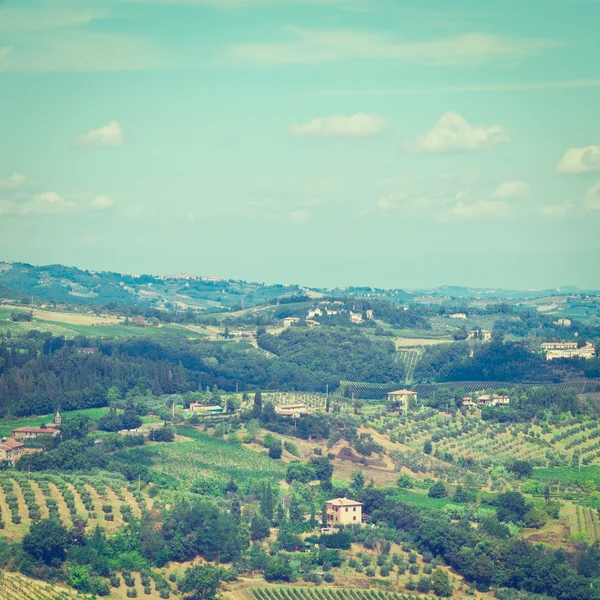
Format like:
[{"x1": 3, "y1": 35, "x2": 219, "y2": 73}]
[
  {"x1": 409, "y1": 564, "x2": 420, "y2": 575},
  {"x1": 365, "y1": 568, "x2": 375, "y2": 577},
  {"x1": 323, "y1": 572, "x2": 334, "y2": 583},
  {"x1": 380, "y1": 566, "x2": 390, "y2": 577},
  {"x1": 126, "y1": 589, "x2": 138, "y2": 598}
]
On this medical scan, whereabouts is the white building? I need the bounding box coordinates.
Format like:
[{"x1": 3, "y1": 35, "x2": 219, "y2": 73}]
[
  {"x1": 283, "y1": 317, "x2": 300, "y2": 328},
  {"x1": 350, "y1": 312, "x2": 363, "y2": 324}
]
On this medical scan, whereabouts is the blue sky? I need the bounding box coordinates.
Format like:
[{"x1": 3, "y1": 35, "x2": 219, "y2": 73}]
[{"x1": 1, "y1": 0, "x2": 599, "y2": 289}]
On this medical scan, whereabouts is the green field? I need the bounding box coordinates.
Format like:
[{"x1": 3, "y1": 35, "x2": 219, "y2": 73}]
[
  {"x1": 533, "y1": 465, "x2": 600, "y2": 486},
  {"x1": 115, "y1": 426, "x2": 285, "y2": 489},
  {"x1": 39, "y1": 319, "x2": 205, "y2": 339},
  {"x1": 390, "y1": 488, "x2": 462, "y2": 510},
  {"x1": 0, "y1": 407, "x2": 109, "y2": 437}
]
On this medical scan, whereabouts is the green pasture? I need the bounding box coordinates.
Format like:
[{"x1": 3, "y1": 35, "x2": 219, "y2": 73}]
[
  {"x1": 115, "y1": 426, "x2": 285, "y2": 489},
  {"x1": 0, "y1": 407, "x2": 109, "y2": 437}
]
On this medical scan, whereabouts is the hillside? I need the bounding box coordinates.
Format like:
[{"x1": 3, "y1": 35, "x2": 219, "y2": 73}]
[{"x1": 0, "y1": 262, "x2": 302, "y2": 310}]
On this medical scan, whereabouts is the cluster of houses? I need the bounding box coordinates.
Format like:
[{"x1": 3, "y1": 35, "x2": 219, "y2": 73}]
[
  {"x1": 467, "y1": 329, "x2": 492, "y2": 341},
  {"x1": 540, "y1": 341, "x2": 596, "y2": 361},
  {"x1": 386, "y1": 389, "x2": 418, "y2": 415},
  {"x1": 283, "y1": 303, "x2": 374, "y2": 328},
  {"x1": 274, "y1": 403, "x2": 307, "y2": 419},
  {"x1": 0, "y1": 410, "x2": 62, "y2": 464},
  {"x1": 462, "y1": 393, "x2": 510, "y2": 409}
]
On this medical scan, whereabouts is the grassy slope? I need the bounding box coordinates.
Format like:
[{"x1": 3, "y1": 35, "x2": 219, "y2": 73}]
[
  {"x1": 0, "y1": 407, "x2": 109, "y2": 437},
  {"x1": 115, "y1": 426, "x2": 285, "y2": 488}
]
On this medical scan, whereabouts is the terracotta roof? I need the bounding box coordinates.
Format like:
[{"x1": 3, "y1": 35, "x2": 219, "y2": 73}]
[
  {"x1": 0, "y1": 439, "x2": 24, "y2": 450},
  {"x1": 12, "y1": 427, "x2": 54, "y2": 434},
  {"x1": 326, "y1": 497, "x2": 363, "y2": 507},
  {"x1": 387, "y1": 390, "x2": 418, "y2": 396}
]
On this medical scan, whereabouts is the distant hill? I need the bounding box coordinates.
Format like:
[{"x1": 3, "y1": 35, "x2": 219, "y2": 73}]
[{"x1": 0, "y1": 262, "x2": 302, "y2": 310}]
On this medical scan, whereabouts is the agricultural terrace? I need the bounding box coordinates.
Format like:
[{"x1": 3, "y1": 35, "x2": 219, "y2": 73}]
[
  {"x1": 251, "y1": 589, "x2": 428, "y2": 600},
  {"x1": 0, "y1": 472, "x2": 148, "y2": 540},
  {"x1": 563, "y1": 502, "x2": 600, "y2": 544},
  {"x1": 115, "y1": 426, "x2": 286, "y2": 491},
  {"x1": 0, "y1": 572, "x2": 81, "y2": 600},
  {"x1": 369, "y1": 410, "x2": 600, "y2": 480}
]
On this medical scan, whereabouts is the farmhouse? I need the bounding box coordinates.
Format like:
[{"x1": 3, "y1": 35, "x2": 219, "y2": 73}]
[
  {"x1": 542, "y1": 341, "x2": 596, "y2": 360},
  {"x1": 0, "y1": 439, "x2": 25, "y2": 463},
  {"x1": 462, "y1": 393, "x2": 510, "y2": 408},
  {"x1": 450, "y1": 313, "x2": 467, "y2": 319},
  {"x1": 467, "y1": 329, "x2": 492, "y2": 341},
  {"x1": 386, "y1": 389, "x2": 418, "y2": 414},
  {"x1": 326, "y1": 498, "x2": 363, "y2": 525},
  {"x1": 365, "y1": 309, "x2": 374, "y2": 320},
  {"x1": 76, "y1": 347, "x2": 97, "y2": 355},
  {"x1": 350, "y1": 312, "x2": 363, "y2": 324},
  {"x1": 477, "y1": 394, "x2": 510, "y2": 407},
  {"x1": 283, "y1": 317, "x2": 300, "y2": 328},
  {"x1": 12, "y1": 426, "x2": 60, "y2": 440}
]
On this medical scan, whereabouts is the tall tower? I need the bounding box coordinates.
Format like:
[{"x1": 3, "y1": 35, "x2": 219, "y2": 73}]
[{"x1": 54, "y1": 408, "x2": 62, "y2": 426}]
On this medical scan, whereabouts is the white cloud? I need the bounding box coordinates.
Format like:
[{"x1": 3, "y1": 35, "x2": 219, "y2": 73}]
[
  {"x1": 540, "y1": 200, "x2": 572, "y2": 218},
  {"x1": 0, "y1": 46, "x2": 11, "y2": 64},
  {"x1": 302, "y1": 79, "x2": 600, "y2": 98},
  {"x1": 289, "y1": 210, "x2": 311, "y2": 224},
  {"x1": 75, "y1": 121, "x2": 123, "y2": 148},
  {"x1": 2, "y1": 31, "x2": 168, "y2": 72},
  {"x1": 586, "y1": 182, "x2": 600, "y2": 210},
  {"x1": 0, "y1": 10, "x2": 106, "y2": 31},
  {"x1": 442, "y1": 200, "x2": 511, "y2": 220},
  {"x1": 0, "y1": 172, "x2": 26, "y2": 190},
  {"x1": 229, "y1": 30, "x2": 558, "y2": 67},
  {"x1": 405, "y1": 112, "x2": 510, "y2": 154},
  {"x1": 289, "y1": 113, "x2": 386, "y2": 137},
  {"x1": 491, "y1": 181, "x2": 530, "y2": 199},
  {"x1": 21, "y1": 192, "x2": 73, "y2": 215},
  {"x1": 0, "y1": 200, "x2": 15, "y2": 216},
  {"x1": 90, "y1": 195, "x2": 115, "y2": 211},
  {"x1": 556, "y1": 146, "x2": 600, "y2": 175}
]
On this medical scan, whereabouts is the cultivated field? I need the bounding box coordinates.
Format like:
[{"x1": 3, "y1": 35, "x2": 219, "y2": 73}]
[
  {"x1": 0, "y1": 473, "x2": 148, "y2": 540},
  {"x1": 116, "y1": 427, "x2": 286, "y2": 490},
  {"x1": 0, "y1": 572, "x2": 81, "y2": 599}
]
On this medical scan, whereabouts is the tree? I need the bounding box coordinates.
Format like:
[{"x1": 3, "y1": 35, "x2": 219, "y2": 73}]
[
  {"x1": 286, "y1": 461, "x2": 316, "y2": 484},
  {"x1": 321, "y1": 504, "x2": 328, "y2": 528},
  {"x1": 424, "y1": 439, "x2": 433, "y2": 455},
  {"x1": 178, "y1": 564, "x2": 223, "y2": 600},
  {"x1": 122, "y1": 401, "x2": 142, "y2": 430},
  {"x1": 309, "y1": 457, "x2": 334, "y2": 482},
  {"x1": 398, "y1": 474, "x2": 414, "y2": 489},
  {"x1": 496, "y1": 491, "x2": 531, "y2": 523},
  {"x1": 509, "y1": 460, "x2": 533, "y2": 479},
  {"x1": 250, "y1": 514, "x2": 271, "y2": 541},
  {"x1": 106, "y1": 386, "x2": 122, "y2": 404},
  {"x1": 260, "y1": 483, "x2": 274, "y2": 521},
  {"x1": 246, "y1": 419, "x2": 261, "y2": 441},
  {"x1": 417, "y1": 576, "x2": 432, "y2": 593},
  {"x1": 251, "y1": 390, "x2": 263, "y2": 419},
  {"x1": 428, "y1": 481, "x2": 447, "y2": 499},
  {"x1": 289, "y1": 495, "x2": 304, "y2": 526},
  {"x1": 23, "y1": 518, "x2": 69, "y2": 565},
  {"x1": 268, "y1": 441, "x2": 282, "y2": 459},
  {"x1": 351, "y1": 470, "x2": 366, "y2": 491},
  {"x1": 231, "y1": 499, "x2": 241, "y2": 524},
  {"x1": 431, "y1": 568, "x2": 452, "y2": 597},
  {"x1": 453, "y1": 486, "x2": 477, "y2": 503}
]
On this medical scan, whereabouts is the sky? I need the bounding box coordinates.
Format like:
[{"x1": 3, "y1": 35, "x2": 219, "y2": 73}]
[{"x1": 1, "y1": 0, "x2": 600, "y2": 290}]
